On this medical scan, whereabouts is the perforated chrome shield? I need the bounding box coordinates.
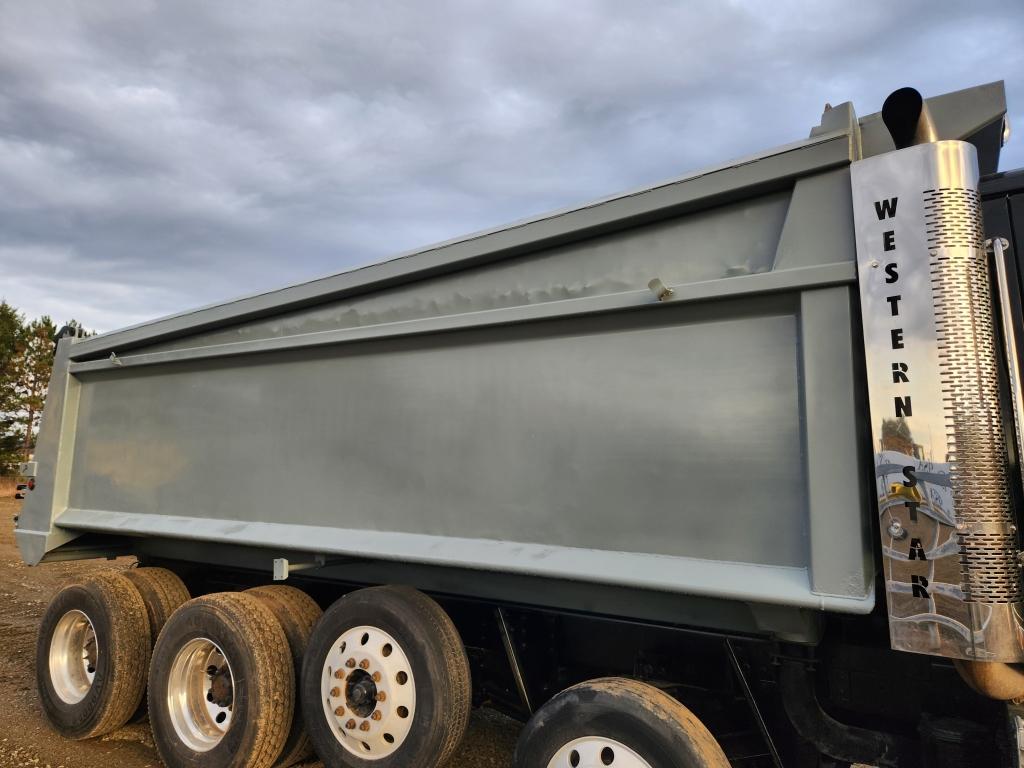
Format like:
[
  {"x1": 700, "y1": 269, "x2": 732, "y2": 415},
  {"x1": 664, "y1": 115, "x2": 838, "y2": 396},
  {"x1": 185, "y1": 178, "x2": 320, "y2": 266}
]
[{"x1": 852, "y1": 140, "x2": 1024, "y2": 661}]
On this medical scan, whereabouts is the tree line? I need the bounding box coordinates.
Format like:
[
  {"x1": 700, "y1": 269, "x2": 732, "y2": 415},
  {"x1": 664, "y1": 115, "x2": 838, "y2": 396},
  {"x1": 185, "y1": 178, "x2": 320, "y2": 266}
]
[{"x1": 0, "y1": 300, "x2": 90, "y2": 476}]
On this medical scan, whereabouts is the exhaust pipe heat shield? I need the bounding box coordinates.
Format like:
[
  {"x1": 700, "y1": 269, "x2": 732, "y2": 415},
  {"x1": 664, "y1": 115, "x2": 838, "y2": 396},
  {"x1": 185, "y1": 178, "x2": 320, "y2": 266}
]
[{"x1": 852, "y1": 139, "x2": 1024, "y2": 661}]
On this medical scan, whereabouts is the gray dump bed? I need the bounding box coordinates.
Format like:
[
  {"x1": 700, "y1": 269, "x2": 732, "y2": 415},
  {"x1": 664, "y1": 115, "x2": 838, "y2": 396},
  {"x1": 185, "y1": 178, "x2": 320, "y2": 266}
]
[{"x1": 16, "y1": 83, "x2": 1008, "y2": 635}]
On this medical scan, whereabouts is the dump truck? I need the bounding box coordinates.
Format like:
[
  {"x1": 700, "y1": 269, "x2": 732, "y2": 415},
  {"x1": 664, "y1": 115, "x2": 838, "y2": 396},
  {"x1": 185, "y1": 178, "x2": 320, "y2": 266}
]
[{"x1": 14, "y1": 81, "x2": 1024, "y2": 768}]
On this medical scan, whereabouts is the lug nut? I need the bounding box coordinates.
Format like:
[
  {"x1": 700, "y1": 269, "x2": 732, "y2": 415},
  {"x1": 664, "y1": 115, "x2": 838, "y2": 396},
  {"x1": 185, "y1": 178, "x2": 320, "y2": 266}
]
[
  {"x1": 345, "y1": 719, "x2": 356, "y2": 730},
  {"x1": 334, "y1": 668, "x2": 346, "y2": 679},
  {"x1": 371, "y1": 711, "x2": 382, "y2": 721},
  {"x1": 359, "y1": 721, "x2": 370, "y2": 732},
  {"x1": 345, "y1": 658, "x2": 356, "y2": 669},
  {"x1": 330, "y1": 687, "x2": 341, "y2": 697},
  {"x1": 334, "y1": 706, "x2": 345, "y2": 716},
  {"x1": 376, "y1": 692, "x2": 387, "y2": 702},
  {"x1": 359, "y1": 659, "x2": 370, "y2": 670},
  {"x1": 372, "y1": 671, "x2": 381, "y2": 682}
]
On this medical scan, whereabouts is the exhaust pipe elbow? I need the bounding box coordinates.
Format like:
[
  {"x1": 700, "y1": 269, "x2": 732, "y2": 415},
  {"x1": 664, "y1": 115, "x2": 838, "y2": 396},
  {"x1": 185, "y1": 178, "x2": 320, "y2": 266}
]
[
  {"x1": 882, "y1": 87, "x2": 938, "y2": 148},
  {"x1": 954, "y1": 659, "x2": 1024, "y2": 701}
]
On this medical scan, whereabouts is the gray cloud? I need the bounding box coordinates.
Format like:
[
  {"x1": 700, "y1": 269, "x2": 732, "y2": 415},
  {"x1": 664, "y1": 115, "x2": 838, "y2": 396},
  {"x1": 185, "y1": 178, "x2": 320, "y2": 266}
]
[{"x1": 1, "y1": 0, "x2": 1022, "y2": 332}]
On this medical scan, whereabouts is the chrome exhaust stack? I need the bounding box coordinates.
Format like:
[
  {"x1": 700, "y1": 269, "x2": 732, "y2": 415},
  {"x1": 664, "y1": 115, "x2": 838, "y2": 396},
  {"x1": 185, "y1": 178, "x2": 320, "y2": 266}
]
[
  {"x1": 882, "y1": 87, "x2": 938, "y2": 148},
  {"x1": 852, "y1": 87, "x2": 1024, "y2": 662}
]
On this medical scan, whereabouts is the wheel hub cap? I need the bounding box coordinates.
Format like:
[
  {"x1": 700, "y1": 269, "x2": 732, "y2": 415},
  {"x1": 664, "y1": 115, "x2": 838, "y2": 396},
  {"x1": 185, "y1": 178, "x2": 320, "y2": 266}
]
[
  {"x1": 547, "y1": 737, "x2": 653, "y2": 768},
  {"x1": 321, "y1": 625, "x2": 416, "y2": 759},
  {"x1": 167, "y1": 638, "x2": 234, "y2": 752},
  {"x1": 207, "y1": 664, "x2": 233, "y2": 708},
  {"x1": 346, "y1": 669, "x2": 378, "y2": 716},
  {"x1": 49, "y1": 609, "x2": 97, "y2": 704}
]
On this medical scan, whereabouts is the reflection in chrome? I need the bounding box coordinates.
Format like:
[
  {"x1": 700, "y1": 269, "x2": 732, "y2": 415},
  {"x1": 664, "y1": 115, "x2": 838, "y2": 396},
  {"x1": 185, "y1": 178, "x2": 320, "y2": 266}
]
[
  {"x1": 49, "y1": 609, "x2": 97, "y2": 704},
  {"x1": 166, "y1": 638, "x2": 234, "y2": 752}
]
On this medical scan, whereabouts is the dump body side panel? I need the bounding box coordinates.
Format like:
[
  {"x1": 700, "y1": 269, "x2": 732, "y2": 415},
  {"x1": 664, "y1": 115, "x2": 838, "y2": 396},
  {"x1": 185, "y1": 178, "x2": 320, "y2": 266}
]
[
  {"x1": 72, "y1": 300, "x2": 802, "y2": 564},
  {"x1": 20, "y1": 271, "x2": 873, "y2": 615}
]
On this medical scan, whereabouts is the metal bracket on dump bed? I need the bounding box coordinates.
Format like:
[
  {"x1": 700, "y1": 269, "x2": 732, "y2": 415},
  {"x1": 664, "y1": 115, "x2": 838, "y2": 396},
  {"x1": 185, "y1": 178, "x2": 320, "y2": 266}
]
[
  {"x1": 273, "y1": 557, "x2": 316, "y2": 580},
  {"x1": 272, "y1": 555, "x2": 356, "y2": 580}
]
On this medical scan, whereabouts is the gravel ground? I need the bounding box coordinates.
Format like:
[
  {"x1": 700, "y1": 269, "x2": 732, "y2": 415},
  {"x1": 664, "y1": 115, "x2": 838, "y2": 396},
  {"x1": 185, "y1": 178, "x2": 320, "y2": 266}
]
[{"x1": 0, "y1": 497, "x2": 519, "y2": 768}]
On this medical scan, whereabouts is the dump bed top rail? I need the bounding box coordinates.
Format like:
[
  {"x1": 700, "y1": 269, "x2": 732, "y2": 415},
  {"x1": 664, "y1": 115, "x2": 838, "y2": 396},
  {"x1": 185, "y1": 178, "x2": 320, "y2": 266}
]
[{"x1": 65, "y1": 82, "x2": 1007, "y2": 360}]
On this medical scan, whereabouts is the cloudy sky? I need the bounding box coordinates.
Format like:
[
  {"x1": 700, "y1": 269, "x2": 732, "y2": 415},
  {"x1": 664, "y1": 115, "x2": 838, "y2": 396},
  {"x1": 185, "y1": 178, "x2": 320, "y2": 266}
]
[{"x1": 1, "y1": 1, "x2": 1022, "y2": 333}]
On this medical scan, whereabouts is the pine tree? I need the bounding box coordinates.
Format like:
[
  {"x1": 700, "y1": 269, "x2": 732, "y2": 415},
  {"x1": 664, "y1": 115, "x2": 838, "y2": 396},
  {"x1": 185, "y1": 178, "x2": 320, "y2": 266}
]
[
  {"x1": 13, "y1": 316, "x2": 57, "y2": 461},
  {"x1": 0, "y1": 305, "x2": 91, "y2": 474},
  {"x1": 0, "y1": 301, "x2": 25, "y2": 475}
]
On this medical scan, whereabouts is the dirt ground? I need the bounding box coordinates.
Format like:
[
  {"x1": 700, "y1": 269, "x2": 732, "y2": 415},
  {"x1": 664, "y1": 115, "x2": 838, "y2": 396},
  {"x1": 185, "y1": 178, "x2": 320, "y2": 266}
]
[{"x1": 0, "y1": 497, "x2": 518, "y2": 768}]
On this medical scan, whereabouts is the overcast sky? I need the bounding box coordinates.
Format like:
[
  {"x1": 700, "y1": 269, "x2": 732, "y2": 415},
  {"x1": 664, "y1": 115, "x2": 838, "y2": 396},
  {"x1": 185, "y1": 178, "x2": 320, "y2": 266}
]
[{"x1": 1, "y1": 1, "x2": 1022, "y2": 333}]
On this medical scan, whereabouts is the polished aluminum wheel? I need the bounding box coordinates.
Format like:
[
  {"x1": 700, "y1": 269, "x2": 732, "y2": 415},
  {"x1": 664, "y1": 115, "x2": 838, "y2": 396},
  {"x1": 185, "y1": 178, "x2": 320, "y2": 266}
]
[
  {"x1": 166, "y1": 638, "x2": 235, "y2": 752},
  {"x1": 547, "y1": 737, "x2": 653, "y2": 768},
  {"x1": 321, "y1": 625, "x2": 416, "y2": 759},
  {"x1": 49, "y1": 609, "x2": 97, "y2": 704}
]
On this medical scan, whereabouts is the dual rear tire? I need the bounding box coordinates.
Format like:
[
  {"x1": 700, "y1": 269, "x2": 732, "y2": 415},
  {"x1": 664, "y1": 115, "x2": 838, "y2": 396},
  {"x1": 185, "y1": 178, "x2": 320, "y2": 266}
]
[
  {"x1": 246, "y1": 585, "x2": 323, "y2": 767},
  {"x1": 148, "y1": 591, "x2": 295, "y2": 768},
  {"x1": 36, "y1": 571, "x2": 151, "y2": 739}
]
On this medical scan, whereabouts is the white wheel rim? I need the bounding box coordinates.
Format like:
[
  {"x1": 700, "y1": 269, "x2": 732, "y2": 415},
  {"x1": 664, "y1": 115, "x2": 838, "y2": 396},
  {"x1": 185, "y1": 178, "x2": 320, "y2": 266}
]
[
  {"x1": 548, "y1": 737, "x2": 653, "y2": 768},
  {"x1": 49, "y1": 609, "x2": 97, "y2": 704},
  {"x1": 321, "y1": 625, "x2": 416, "y2": 760},
  {"x1": 166, "y1": 638, "x2": 235, "y2": 752}
]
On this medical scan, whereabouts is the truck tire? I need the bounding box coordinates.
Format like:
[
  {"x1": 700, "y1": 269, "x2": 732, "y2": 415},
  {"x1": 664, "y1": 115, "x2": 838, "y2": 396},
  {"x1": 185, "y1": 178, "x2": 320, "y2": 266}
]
[
  {"x1": 123, "y1": 567, "x2": 191, "y2": 721},
  {"x1": 124, "y1": 567, "x2": 191, "y2": 642},
  {"x1": 300, "y1": 585, "x2": 471, "y2": 768},
  {"x1": 148, "y1": 592, "x2": 294, "y2": 768},
  {"x1": 512, "y1": 678, "x2": 730, "y2": 768},
  {"x1": 36, "y1": 571, "x2": 151, "y2": 739},
  {"x1": 246, "y1": 585, "x2": 323, "y2": 767}
]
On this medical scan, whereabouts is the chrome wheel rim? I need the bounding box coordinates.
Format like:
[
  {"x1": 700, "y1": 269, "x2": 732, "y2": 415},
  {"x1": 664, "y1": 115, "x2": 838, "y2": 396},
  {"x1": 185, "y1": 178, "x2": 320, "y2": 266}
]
[
  {"x1": 547, "y1": 737, "x2": 653, "y2": 768},
  {"x1": 321, "y1": 625, "x2": 416, "y2": 759},
  {"x1": 49, "y1": 609, "x2": 97, "y2": 704},
  {"x1": 166, "y1": 638, "x2": 235, "y2": 752}
]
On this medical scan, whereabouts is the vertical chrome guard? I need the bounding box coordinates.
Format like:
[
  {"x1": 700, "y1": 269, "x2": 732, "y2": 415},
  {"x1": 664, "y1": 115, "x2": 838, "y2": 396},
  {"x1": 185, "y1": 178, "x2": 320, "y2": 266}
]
[
  {"x1": 990, "y1": 236, "x2": 1024, "y2": 489},
  {"x1": 852, "y1": 140, "x2": 1024, "y2": 661}
]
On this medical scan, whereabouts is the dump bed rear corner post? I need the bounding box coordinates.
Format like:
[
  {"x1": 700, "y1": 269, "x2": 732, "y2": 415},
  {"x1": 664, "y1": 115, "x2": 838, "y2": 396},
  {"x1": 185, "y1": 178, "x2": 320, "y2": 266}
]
[{"x1": 15, "y1": 335, "x2": 85, "y2": 564}]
